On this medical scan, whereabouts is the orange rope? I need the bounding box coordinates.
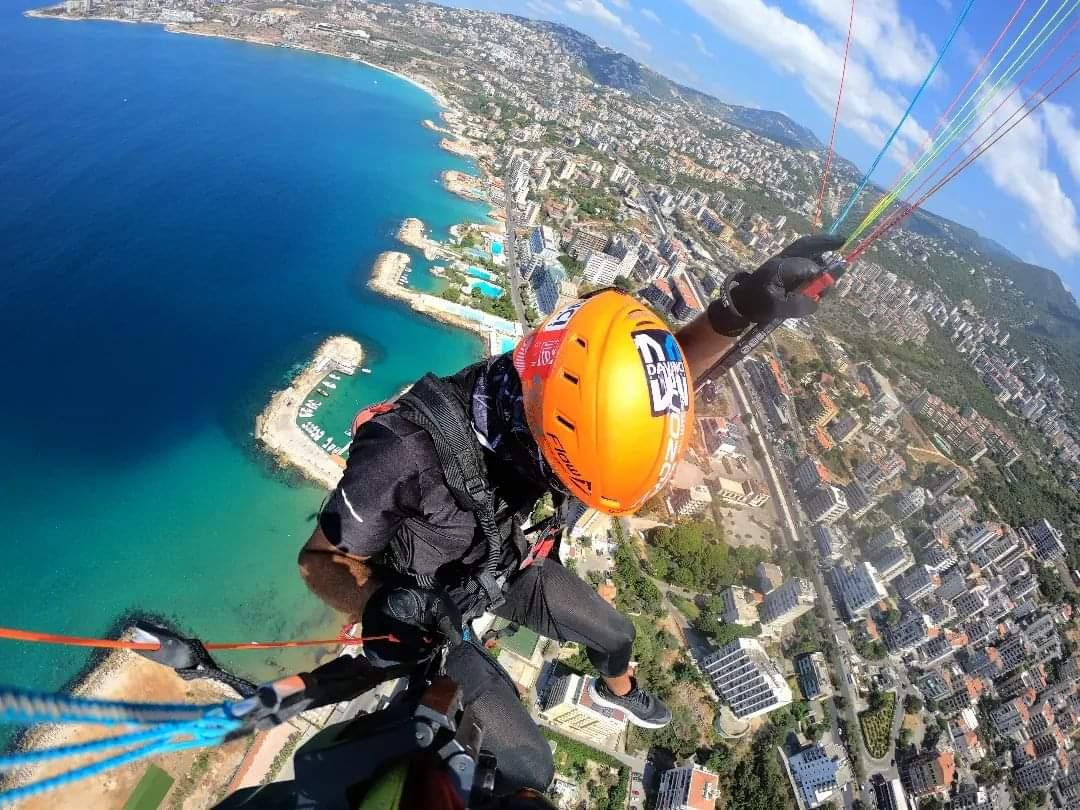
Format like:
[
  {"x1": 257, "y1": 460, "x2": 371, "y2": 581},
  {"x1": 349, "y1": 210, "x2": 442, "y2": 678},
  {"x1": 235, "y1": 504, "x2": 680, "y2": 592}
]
[
  {"x1": 813, "y1": 0, "x2": 856, "y2": 229},
  {"x1": 0, "y1": 626, "x2": 398, "y2": 652}
]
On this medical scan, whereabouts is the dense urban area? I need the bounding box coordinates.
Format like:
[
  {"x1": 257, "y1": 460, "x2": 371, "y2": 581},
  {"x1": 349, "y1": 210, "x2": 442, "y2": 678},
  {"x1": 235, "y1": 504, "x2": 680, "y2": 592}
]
[{"x1": 32, "y1": 1, "x2": 1080, "y2": 808}]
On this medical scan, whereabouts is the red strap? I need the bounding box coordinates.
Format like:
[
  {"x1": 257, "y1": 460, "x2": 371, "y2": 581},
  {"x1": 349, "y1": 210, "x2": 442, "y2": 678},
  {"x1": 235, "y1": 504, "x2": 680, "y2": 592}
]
[
  {"x1": 351, "y1": 402, "x2": 395, "y2": 437},
  {"x1": 518, "y1": 533, "x2": 558, "y2": 570}
]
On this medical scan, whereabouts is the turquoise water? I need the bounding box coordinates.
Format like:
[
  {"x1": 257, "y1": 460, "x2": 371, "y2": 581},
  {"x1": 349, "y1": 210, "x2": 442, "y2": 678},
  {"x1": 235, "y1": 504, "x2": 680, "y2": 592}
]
[
  {"x1": 466, "y1": 266, "x2": 498, "y2": 282},
  {"x1": 491, "y1": 241, "x2": 503, "y2": 256},
  {"x1": 467, "y1": 280, "x2": 505, "y2": 298},
  {"x1": 0, "y1": 6, "x2": 490, "y2": 703}
]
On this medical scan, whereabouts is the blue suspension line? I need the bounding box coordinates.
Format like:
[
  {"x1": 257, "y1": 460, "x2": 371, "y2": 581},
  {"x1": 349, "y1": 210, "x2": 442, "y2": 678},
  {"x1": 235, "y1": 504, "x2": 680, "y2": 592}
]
[
  {"x1": 0, "y1": 685, "x2": 244, "y2": 806},
  {"x1": 829, "y1": 0, "x2": 978, "y2": 234}
]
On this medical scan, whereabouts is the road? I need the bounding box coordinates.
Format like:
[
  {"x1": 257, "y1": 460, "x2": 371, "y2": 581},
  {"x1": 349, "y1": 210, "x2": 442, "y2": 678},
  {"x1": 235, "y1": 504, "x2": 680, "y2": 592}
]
[
  {"x1": 727, "y1": 367, "x2": 873, "y2": 791},
  {"x1": 503, "y1": 168, "x2": 527, "y2": 329},
  {"x1": 636, "y1": 182, "x2": 667, "y2": 237}
]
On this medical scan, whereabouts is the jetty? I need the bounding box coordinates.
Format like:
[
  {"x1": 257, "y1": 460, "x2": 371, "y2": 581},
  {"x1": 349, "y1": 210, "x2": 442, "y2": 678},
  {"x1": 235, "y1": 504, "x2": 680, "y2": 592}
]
[
  {"x1": 369, "y1": 251, "x2": 521, "y2": 348},
  {"x1": 255, "y1": 335, "x2": 363, "y2": 489}
]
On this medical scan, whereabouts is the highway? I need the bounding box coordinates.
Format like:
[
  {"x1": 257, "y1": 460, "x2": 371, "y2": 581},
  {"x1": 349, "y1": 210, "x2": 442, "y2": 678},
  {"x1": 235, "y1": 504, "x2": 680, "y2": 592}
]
[
  {"x1": 727, "y1": 367, "x2": 873, "y2": 791},
  {"x1": 503, "y1": 168, "x2": 527, "y2": 329}
]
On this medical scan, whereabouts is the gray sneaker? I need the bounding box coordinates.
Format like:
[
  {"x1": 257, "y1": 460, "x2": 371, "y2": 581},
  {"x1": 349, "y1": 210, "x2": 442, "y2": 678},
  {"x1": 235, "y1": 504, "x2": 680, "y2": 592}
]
[{"x1": 589, "y1": 677, "x2": 672, "y2": 729}]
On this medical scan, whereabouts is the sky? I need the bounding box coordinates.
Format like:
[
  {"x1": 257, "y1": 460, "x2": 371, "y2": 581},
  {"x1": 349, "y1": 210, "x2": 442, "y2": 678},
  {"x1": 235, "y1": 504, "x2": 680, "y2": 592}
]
[{"x1": 442, "y1": 0, "x2": 1080, "y2": 292}]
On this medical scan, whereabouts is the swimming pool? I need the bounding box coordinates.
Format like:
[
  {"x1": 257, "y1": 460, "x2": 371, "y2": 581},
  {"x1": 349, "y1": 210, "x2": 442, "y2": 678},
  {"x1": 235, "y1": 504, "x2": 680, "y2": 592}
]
[
  {"x1": 491, "y1": 241, "x2": 503, "y2": 256},
  {"x1": 466, "y1": 266, "x2": 498, "y2": 282},
  {"x1": 467, "y1": 279, "x2": 504, "y2": 298}
]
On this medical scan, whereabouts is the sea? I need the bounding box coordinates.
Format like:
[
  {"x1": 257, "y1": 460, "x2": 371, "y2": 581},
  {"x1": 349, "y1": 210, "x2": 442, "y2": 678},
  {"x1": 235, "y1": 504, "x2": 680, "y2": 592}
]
[{"x1": 0, "y1": 1, "x2": 491, "y2": 708}]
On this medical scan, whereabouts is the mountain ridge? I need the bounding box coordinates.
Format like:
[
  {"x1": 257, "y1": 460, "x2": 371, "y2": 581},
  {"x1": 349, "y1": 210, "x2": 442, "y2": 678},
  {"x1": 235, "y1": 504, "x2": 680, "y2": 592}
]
[
  {"x1": 513, "y1": 13, "x2": 1080, "y2": 367},
  {"x1": 521, "y1": 18, "x2": 823, "y2": 151}
]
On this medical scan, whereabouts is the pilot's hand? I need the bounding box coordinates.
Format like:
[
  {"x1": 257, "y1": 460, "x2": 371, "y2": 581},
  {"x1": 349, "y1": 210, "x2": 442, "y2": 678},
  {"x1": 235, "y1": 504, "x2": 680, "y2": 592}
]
[
  {"x1": 361, "y1": 586, "x2": 463, "y2": 666},
  {"x1": 708, "y1": 233, "x2": 847, "y2": 336}
]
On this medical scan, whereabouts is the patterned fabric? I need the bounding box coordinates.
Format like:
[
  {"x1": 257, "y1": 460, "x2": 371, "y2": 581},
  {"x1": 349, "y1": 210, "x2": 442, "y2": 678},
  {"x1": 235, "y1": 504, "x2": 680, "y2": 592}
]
[{"x1": 471, "y1": 352, "x2": 564, "y2": 494}]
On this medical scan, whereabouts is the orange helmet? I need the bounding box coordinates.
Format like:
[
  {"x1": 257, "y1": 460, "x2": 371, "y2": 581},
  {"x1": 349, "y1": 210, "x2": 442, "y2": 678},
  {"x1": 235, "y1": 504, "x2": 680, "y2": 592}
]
[{"x1": 512, "y1": 290, "x2": 694, "y2": 515}]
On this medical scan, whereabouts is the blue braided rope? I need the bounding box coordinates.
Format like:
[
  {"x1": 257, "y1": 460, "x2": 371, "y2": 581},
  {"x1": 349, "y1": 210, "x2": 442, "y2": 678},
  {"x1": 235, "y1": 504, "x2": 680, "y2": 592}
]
[
  {"x1": 0, "y1": 715, "x2": 243, "y2": 805},
  {"x1": 828, "y1": 0, "x2": 977, "y2": 233},
  {"x1": 0, "y1": 685, "x2": 234, "y2": 726},
  {"x1": 0, "y1": 725, "x2": 188, "y2": 770}
]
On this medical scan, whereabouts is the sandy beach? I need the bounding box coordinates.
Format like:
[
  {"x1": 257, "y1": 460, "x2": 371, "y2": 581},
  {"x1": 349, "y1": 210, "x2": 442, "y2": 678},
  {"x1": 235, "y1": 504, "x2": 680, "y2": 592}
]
[
  {"x1": 255, "y1": 335, "x2": 364, "y2": 490},
  {"x1": 440, "y1": 135, "x2": 483, "y2": 159}
]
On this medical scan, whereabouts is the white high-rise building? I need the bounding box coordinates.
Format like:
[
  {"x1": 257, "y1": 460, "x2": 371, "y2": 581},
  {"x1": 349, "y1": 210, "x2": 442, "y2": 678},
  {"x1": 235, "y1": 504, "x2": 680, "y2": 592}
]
[
  {"x1": 1023, "y1": 519, "x2": 1066, "y2": 563},
  {"x1": 807, "y1": 485, "x2": 849, "y2": 525},
  {"x1": 610, "y1": 162, "x2": 631, "y2": 185},
  {"x1": 831, "y1": 561, "x2": 887, "y2": 618},
  {"x1": 583, "y1": 252, "x2": 621, "y2": 286},
  {"x1": 701, "y1": 638, "x2": 792, "y2": 719},
  {"x1": 539, "y1": 671, "x2": 627, "y2": 748},
  {"x1": 671, "y1": 485, "x2": 712, "y2": 518},
  {"x1": 785, "y1": 744, "x2": 841, "y2": 808},
  {"x1": 655, "y1": 764, "x2": 720, "y2": 810},
  {"x1": 759, "y1": 578, "x2": 816, "y2": 638}
]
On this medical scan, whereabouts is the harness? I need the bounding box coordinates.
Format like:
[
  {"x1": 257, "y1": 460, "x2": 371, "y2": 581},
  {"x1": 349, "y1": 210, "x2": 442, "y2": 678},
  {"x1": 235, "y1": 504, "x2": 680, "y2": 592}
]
[{"x1": 351, "y1": 373, "x2": 562, "y2": 620}]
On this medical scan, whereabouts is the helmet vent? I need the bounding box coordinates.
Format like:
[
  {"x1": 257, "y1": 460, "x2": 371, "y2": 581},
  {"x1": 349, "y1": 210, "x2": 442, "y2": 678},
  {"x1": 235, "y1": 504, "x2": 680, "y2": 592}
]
[
  {"x1": 574, "y1": 336, "x2": 588, "y2": 349},
  {"x1": 555, "y1": 414, "x2": 576, "y2": 432},
  {"x1": 636, "y1": 320, "x2": 656, "y2": 328},
  {"x1": 562, "y1": 371, "x2": 579, "y2": 385}
]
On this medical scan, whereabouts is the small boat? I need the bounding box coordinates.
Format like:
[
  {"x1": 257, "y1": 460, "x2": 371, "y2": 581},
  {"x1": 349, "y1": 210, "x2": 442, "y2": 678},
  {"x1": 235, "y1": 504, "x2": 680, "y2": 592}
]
[
  {"x1": 315, "y1": 388, "x2": 329, "y2": 397},
  {"x1": 361, "y1": 368, "x2": 372, "y2": 374}
]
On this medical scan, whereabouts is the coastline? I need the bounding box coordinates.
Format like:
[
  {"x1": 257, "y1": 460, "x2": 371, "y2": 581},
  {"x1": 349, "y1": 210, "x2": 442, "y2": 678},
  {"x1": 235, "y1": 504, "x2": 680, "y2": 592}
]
[
  {"x1": 25, "y1": 7, "x2": 452, "y2": 109},
  {"x1": 1, "y1": 630, "x2": 251, "y2": 809},
  {"x1": 255, "y1": 335, "x2": 363, "y2": 491},
  {"x1": 369, "y1": 250, "x2": 521, "y2": 343},
  {"x1": 26, "y1": 6, "x2": 505, "y2": 223}
]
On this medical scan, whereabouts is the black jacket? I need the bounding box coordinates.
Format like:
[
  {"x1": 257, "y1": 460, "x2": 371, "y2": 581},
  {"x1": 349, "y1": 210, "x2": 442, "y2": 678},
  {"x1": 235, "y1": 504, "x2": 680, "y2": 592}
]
[{"x1": 317, "y1": 364, "x2": 548, "y2": 611}]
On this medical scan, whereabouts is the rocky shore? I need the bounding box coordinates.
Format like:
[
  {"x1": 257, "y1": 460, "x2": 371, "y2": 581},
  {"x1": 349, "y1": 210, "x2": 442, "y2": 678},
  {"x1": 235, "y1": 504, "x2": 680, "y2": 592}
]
[
  {"x1": 396, "y1": 216, "x2": 448, "y2": 260},
  {"x1": 442, "y1": 169, "x2": 485, "y2": 201},
  {"x1": 2, "y1": 635, "x2": 249, "y2": 809},
  {"x1": 255, "y1": 335, "x2": 364, "y2": 490}
]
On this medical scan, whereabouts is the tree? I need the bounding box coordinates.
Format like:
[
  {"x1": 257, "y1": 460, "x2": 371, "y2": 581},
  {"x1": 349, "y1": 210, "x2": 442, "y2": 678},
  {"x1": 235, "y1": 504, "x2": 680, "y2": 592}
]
[
  {"x1": 614, "y1": 275, "x2": 633, "y2": 291},
  {"x1": 703, "y1": 743, "x2": 736, "y2": 779},
  {"x1": 904, "y1": 694, "x2": 923, "y2": 715}
]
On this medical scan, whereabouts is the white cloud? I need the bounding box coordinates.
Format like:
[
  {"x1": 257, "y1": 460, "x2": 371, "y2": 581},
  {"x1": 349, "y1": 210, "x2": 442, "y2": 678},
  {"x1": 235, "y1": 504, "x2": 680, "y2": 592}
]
[
  {"x1": 640, "y1": 7, "x2": 662, "y2": 24},
  {"x1": 976, "y1": 96, "x2": 1080, "y2": 259},
  {"x1": 608, "y1": 0, "x2": 629, "y2": 7},
  {"x1": 1043, "y1": 101, "x2": 1080, "y2": 186},
  {"x1": 563, "y1": 0, "x2": 651, "y2": 51},
  {"x1": 691, "y1": 32, "x2": 714, "y2": 58},
  {"x1": 525, "y1": 0, "x2": 561, "y2": 15},
  {"x1": 681, "y1": 0, "x2": 928, "y2": 155},
  {"x1": 801, "y1": 0, "x2": 936, "y2": 86}
]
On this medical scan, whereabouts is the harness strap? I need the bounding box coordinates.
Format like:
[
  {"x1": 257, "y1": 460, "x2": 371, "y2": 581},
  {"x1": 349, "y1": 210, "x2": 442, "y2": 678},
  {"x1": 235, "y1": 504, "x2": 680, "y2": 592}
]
[{"x1": 396, "y1": 375, "x2": 506, "y2": 613}]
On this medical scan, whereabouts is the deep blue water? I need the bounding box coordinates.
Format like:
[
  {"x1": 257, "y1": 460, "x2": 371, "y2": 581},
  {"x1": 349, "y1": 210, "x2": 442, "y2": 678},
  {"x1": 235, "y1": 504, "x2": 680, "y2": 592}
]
[{"x1": 0, "y1": 2, "x2": 488, "y2": 697}]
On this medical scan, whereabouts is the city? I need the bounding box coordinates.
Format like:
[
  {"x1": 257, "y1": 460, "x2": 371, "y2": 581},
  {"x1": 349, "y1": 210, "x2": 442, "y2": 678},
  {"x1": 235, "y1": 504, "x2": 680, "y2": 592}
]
[{"x1": 21, "y1": 1, "x2": 1080, "y2": 809}]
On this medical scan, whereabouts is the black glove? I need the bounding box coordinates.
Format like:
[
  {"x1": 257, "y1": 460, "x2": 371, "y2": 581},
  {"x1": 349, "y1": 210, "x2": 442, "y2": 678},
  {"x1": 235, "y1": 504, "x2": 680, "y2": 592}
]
[
  {"x1": 708, "y1": 234, "x2": 847, "y2": 336},
  {"x1": 361, "y1": 586, "x2": 464, "y2": 667}
]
